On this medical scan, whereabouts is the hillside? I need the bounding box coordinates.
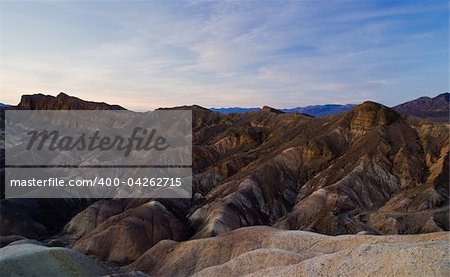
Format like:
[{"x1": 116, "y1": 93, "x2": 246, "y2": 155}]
[{"x1": 394, "y1": 92, "x2": 449, "y2": 122}]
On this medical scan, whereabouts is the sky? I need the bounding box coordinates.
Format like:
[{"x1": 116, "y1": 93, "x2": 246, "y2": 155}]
[{"x1": 0, "y1": 0, "x2": 448, "y2": 111}]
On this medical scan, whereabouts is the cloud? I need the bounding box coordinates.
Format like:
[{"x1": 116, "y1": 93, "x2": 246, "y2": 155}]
[{"x1": 0, "y1": 0, "x2": 447, "y2": 109}]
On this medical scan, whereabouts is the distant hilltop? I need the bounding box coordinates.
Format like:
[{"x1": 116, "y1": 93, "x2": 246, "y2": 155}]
[
  {"x1": 281, "y1": 104, "x2": 357, "y2": 117},
  {"x1": 1, "y1": 92, "x2": 125, "y2": 110},
  {"x1": 393, "y1": 92, "x2": 449, "y2": 122},
  {"x1": 210, "y1": 107, "x2": 260, "y2": 114}
]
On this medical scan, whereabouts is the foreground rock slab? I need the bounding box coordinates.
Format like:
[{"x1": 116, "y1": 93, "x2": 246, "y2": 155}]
[{"x1": 126, "y1": 226, "x2": 450, "y2": 277}]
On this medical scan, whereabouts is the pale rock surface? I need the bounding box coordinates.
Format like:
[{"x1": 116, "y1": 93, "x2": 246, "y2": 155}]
[
  {"x1": 0, "y1": 243, "x2": 111, "y2": 276},
  {"x1": 126, "y1": 226, "x2": 450, "y2": 277}
]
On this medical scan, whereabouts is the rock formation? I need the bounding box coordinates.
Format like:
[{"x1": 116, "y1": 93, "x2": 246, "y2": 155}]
[{"x1": 0, "y1": 92, "x2": 448, "y2": 276}]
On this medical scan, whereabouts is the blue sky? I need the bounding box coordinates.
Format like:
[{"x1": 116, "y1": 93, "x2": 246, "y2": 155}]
[{"x1": 0, "y1": 0, "x2": 448, "y2": 110}]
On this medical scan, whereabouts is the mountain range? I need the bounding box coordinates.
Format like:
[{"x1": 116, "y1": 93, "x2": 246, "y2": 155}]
[
  {"x1": 211, "y1": 104, "x2": 357, "y2": 117},
  {"x1": 211, "y1": 92, "x2": 449, "y2": 122},
  {"x1": 393, "y1": 92, "x2": 449, "y2": 122},
  {"x1": 0, "y1": 92, "x2": 448, "y2": 276},
  {"x1": 3, "y1": 91, "x2": 449, "y2": 121}
]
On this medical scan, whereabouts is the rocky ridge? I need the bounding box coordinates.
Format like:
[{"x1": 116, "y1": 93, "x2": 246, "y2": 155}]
[{"x1": 394, "y1": 92, "x2": 449, "y2": 122}]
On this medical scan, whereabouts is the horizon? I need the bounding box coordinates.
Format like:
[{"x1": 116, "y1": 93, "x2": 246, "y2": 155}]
[
  {"x1": 0, "y1": 90, "x2": 447, "y2": 112},
  {"x1": 0, "y1": 1, "x2": 448, "y2": 110}
]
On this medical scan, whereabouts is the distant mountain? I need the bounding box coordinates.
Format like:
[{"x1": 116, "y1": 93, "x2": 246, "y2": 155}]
[
  {"x1": 211, "y1": 92, "x2": 449, "y2": 120},
  {"x1": 281, "y1": 104, "x2": 356, "y2": 117},
  {"x1": 17, "y1": 92, "x2": 125, "y2": 110},
  {"x1": 210, "y1": 107, "x2": 260, "y2": 114},
  {"x1": 0, "y1": 103, "x2": 10, "y2": 108},
  {"x1": 211, "y1": 104, "x2": 355, "y2": 117},
  {"x1": 393, "y1": 92, "x2": 449, "y2": 122}
]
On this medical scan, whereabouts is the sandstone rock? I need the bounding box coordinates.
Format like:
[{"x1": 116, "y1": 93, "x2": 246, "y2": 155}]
[
  {"x1": 73, "y1": 200, "x2": 192, "y2": 265},
  {"x1": 193, "y1": 248, "x2": 309, "y2": 277},
  {"x1": 247, "y1": 241, "x2": 450, "y2": 277},
  {"x1": 64, "y1": 199, "x2": 129, "y2": 240}
]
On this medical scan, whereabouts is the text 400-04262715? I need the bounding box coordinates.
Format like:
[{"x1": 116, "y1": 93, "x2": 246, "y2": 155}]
[{"x1": 95, "y1": 177, "x2": 183, "y2": 187}]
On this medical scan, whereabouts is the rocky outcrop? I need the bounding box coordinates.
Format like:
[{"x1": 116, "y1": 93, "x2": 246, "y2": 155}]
[
  {"x1": 64, "y1": 199, "x2": 130, "y2": 240},
  {"x1": 347, "y1": 101, "x2": 400, "y2": 136},
  {"x1": 17, "y1": 92, "x2": 125, "y2": 110},
  {"x1": 72, "y1": 200, "x2": 192, "y2": 265}
]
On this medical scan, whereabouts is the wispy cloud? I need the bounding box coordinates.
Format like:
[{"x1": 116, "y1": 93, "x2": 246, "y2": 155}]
[{"x1": 0, "y1": 0, "x2": 447, "y2": 110}]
